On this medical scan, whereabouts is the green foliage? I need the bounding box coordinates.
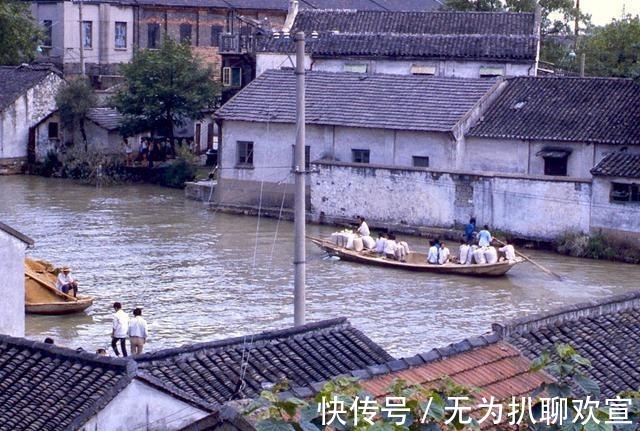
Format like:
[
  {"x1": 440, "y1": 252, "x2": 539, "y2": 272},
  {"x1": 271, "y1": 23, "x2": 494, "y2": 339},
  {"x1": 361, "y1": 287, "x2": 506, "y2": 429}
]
[
  {"x1": 246, "y1": 376, "x2": 478, "y2": 431},
  {"x1": 556, "y1": 231, "x2": 638, "y2": 263},
  {"x1": 0, "y1": 0, "x2": 42, "y2": 64},
  {"x1": 113, "y1": 36, "x2": 219, "y2": 140},
  {"x1": 579, "y1": 16, "x2": 640, "y2": 79},
  {"x1": 55, "y1": 78, "x2": 97, "y2": 150},
  {"x1": 441, "y1": 0, "x2": 503, "y2": 11},
  {"x1": 35, "y1": 150, "x2": 62, "y2": 177},
  {"x1": 160, "y1": 144, "x2": 197, "y2": 188}
]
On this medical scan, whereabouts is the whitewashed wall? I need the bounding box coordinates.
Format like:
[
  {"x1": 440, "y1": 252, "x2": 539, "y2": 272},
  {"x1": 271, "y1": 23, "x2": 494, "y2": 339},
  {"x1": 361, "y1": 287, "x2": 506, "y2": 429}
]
[
  {"x1": 0, "y1": 231, "x2": 27, "y2": 337},
  {"x1": 256, "y1": 53, "x2": 536, "y2": 78},
  {"x1": 591, "y1": 177, "x2": 640, "y2": 245},
  {"x1": 80, "y1": 379, "x2": 208, "y2": 431},
  {"x1": 311, "y1": 162, "x2": 592, "y2": 240}
]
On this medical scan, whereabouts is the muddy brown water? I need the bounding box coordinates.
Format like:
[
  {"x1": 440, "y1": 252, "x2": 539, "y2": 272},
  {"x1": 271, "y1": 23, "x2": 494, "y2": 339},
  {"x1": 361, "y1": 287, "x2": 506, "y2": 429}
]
[{"x1": 1, "y1": 176, "x2": 639, "y2": 357}]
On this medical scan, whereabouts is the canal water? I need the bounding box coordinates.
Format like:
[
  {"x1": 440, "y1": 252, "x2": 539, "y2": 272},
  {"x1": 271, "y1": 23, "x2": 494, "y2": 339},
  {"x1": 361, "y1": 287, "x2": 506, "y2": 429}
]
[{"x1": 1, "y1": 176, "x2": 639, "y2": 357}]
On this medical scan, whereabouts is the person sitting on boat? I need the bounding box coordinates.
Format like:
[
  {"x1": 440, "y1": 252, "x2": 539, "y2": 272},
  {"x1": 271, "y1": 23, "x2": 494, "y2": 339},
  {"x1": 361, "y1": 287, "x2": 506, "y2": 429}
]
[
  {"x1": 458, "y1": 240, "x2": 471, "y2": 265},
  {"x1": 384, "y1": 234, "x2": 398, "y2": 260},
  {"x1": 427, "y1": 240, "x2": 439, "y2": 264},
  {"x1": 56, "y1": 266, "x2": 78, "y2": 297},
  {"x1": 438, "y1": 242, "x2": 451, "y2": 265},
  {"x1": 477, "y1": 225, "x2": 493, "y2": 248},
  {"x1": 499, "y1": 241, "x2": 517, "y2": 262},
  {"x1": 396, "y1": 240, "x2": 410, "y2": 262},
  {"x1": 464, "y1": 217, "x2": 476, "y2": 243},
  {"x1": 356, "y1": 216, "x2": 370, "y2": 237},
  {"x1": 374, "y1": 232, "x2": 387, "y2": 255}
]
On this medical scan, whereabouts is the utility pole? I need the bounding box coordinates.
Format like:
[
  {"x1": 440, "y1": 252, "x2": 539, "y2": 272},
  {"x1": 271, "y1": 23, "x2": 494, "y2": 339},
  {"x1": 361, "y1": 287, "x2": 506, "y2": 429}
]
[
  {"x1": 573, "y1": 0, "x2": 580, "y2": 52},
  {"x1": 293, "y1": 31, "x2": 306, "y2": 327},
  {"x1": 79, "y1": 0, "x2": 85, "y2": 76}
]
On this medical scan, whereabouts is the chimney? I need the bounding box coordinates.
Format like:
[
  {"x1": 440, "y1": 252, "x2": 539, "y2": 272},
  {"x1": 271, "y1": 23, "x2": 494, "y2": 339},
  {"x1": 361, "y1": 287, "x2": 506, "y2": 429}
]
[{"x1": 282, "y1": 0, "x2": 298, "y2": 33}]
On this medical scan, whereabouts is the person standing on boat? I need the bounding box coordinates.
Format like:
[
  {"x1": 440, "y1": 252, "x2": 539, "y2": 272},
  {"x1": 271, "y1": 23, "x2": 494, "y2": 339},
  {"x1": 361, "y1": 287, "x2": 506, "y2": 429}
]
[
  {"x1": 111, "y1": 302, "x2": 130, "y2": 357},
  {"x1": 356, "y1": 216, "x2": 370, "y2": 237},
  {"x1": 56, "y1": 267, "x2": 78, "y2": 297},
  {"x1": 477, "y1": 225, "x2": 493, "y2": 248},
  {"x1": 129, "y1": 307, "x2": 148, "y2": 355},
  {"x1": 464, "y1": 217, "x2": 476, "y2": 243}
]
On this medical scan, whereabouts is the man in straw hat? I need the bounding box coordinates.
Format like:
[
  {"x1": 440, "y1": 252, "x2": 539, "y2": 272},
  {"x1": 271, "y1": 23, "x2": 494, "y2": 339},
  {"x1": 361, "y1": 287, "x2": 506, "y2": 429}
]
[{"x1": 55, "y1": 266, "x2": 78, "y2": 297}]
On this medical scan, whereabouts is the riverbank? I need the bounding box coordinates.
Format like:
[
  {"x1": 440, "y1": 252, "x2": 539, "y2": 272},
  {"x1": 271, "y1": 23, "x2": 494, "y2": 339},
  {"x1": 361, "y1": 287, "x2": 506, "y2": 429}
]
[{"x1": 197, "y1": 193, "x2": 640, "y2": 265}]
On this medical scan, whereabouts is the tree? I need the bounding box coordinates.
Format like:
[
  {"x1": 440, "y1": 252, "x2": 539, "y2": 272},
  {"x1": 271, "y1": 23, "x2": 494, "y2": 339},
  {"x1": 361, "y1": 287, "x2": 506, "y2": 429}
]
[
  {"x1": 579, "y1": 16, "x2": 640, "y2": 79},
  {"x1": 0, "y1": 0, "x2": 42, "y2": 64},
  {"x1": 56, "y1": 78, "x2": 97, "y2": 151},
  {"x1": 442, "y1": 0, "x2": 503, "y2": 11},
  {"x1": 113, "y1": 37, "x2": 218, "y2": 146}
]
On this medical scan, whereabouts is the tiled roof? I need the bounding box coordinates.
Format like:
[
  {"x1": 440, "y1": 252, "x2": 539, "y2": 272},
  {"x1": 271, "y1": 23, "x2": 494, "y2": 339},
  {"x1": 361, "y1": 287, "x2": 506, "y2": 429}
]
[
  {"x1": 591, "y1": 152, "x2": 640, "y2": 178},
  {"x1": 298, "y1": 0, "x2": 442, "y2": 11},
  {"x1": 0, "y1": 334, "x2": 133, "y2": 431},
  {"x1": 290, "y1": 9, "x2": 536, "y2": 34},
  {"x1": 86, "y1": 107, "x2": 123, "y2": 131},
  {"x1": 135, "y1": 318, "x2": 393, "y2": 405},
  {"x1": 260, "y1": 33, "x2": 537, "y2": 61},
  {"x1": 123, "y1": 0, "x2": 440, "y2": 10},
  {"x1": 216, "y1": 70, "x2": 498, "y2": 132},
  {"x1": 0, "y1": 222, "x2": 34, "y2": 246},
  {"x1": 469, "y1": 77, "x2": 640, "y2": 145},
  {"x1": 496, "y1": 291, "x2": 640, "y2": 400},
  {"x1": 0, "y1": 65, "x2": 59, "y2": 111}
]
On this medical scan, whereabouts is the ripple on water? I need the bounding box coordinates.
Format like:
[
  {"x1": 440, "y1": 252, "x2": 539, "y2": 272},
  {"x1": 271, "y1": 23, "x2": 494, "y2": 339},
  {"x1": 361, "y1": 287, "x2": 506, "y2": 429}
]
[{"x1": 2, "y1": 176, "x2": 640, "y2": 357}]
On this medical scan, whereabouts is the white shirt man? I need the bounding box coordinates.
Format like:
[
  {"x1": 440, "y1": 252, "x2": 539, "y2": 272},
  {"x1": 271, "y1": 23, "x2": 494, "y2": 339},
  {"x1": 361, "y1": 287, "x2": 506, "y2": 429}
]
[
  {"x1": 374, "y1": 235, "x2": 387, "y2": 255},
  {"x1": 427, "y1": 243, "x2": 439, "y2": 264},
  {"x1": 129, "y1": 307, "x2": 148, "y2": 355},
  {"x1": 383, "y1": 238, "x2": 397, "y2": 258},
  {"x1": 357, "y1": 218, "x2": 370, "y2": 237},
  {"x1": 477, "y1": 226, "x2": 493, "y2": 247},
  {"x1": 111, "y1": 302, "x2": 130, "y2": 357},
  {"x1": 499, "y1": 244, "x2": 516, "y2": 262},
  {"x1": 55, "y1": 267, "x2": 77, "y2": 296},
  {"x1": 438, "y1": 244, "x2": 450, "y2": 265}
]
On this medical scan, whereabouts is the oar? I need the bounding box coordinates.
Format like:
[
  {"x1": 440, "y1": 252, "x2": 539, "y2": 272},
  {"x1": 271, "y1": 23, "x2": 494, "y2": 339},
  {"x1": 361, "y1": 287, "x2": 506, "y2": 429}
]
[{"x1": 493, "y1": 238, "x2": 563, "y2": 281}]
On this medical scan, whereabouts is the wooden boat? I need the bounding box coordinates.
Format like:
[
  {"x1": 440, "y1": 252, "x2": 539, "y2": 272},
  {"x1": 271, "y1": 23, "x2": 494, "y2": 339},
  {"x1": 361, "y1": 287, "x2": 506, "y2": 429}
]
[
  {"x1": 308, "y1": 236, "x2": 522, "y2": 277},
  {"x1": 24, "y1": 258, "x2": 93, "y2": 315}
]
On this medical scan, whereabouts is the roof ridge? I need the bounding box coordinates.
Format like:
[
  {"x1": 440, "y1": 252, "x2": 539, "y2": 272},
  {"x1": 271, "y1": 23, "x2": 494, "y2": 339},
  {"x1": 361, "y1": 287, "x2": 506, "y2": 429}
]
[
  {"x1": 0, "y1": 333, "x2": 131, "y2": 370},
  {"x1": 0, "y1": 222, "x2": 34, "y2": 245},
  {"x1": 493, "y1": 290, "x2": 640, "y2": 339},
  {"x1": 135, "y1": 317, "x2": 349, "y2": 362}
]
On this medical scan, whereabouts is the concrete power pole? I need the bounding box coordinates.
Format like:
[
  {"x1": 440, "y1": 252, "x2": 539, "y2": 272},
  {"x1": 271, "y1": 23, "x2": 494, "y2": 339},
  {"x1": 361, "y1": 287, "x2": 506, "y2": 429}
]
[
  {"x1": 293, "y1": 31, "x2": 306, "y2": 327},
  {"x1": 79, "y1": 0, "x2": 85, "y2": 76}
]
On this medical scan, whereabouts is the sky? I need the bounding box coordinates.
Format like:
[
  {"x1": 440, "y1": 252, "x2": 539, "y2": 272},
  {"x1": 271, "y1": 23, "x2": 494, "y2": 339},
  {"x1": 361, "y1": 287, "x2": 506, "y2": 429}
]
[{"x1": 580, "y1": 0, "x2": 640, "y2": 25}]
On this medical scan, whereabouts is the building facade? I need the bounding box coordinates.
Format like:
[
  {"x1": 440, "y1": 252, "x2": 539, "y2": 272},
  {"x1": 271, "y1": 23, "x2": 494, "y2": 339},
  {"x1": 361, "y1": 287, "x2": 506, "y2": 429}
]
[{"x1": 0, "y1": 65, "x2": 65, "y2": 174}]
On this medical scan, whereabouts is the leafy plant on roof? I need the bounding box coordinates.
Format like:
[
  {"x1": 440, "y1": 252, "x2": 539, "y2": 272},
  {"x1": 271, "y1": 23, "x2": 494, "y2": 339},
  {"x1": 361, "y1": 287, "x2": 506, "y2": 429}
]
[{"x1": 245, "y1": 376, "x2": 479, "y2": 431}]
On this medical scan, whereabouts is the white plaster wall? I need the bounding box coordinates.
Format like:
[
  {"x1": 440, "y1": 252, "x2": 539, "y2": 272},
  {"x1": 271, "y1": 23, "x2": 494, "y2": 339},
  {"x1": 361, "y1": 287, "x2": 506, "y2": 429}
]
[
  {"x1": 311, "y1": 163, "x2": 592, "y2": 240},
  {"x1": 63, "y1": 2, "x2": 101, "y2": 65},
  {"x1": 102, "y1": 4, "x2": 135, "y2": 64},
  {"x1": 591, "y1": 177, "x2": 640, "y2": 238},
  {"x1": 464, "y1": 137, "x2": 529, "y2": 173},
  {"x1": 35, "y1": 113, "x2": 64, "y2": 161},
  {"x1": 0, "y1": 73, "x2": 64, "y2": 160},
  {"x1": 0, "y1": 232, "x2": 26, "y2": 337},
  {"x1": 394, "y1": 131, "x2": 453, "y2": 169},
  {"x1": 256, "y1": 52, "x2": 311, "y2": 76},
  {"x1": 80, "y1": 380, "x2": 208, "y2": 431}
]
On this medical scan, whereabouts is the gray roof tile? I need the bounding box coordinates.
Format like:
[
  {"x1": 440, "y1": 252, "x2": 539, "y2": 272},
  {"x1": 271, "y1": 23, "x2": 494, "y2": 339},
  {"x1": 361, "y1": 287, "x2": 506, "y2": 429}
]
[
  {"x1": 216, "y1": 69, "x2": 498, "y2": 132},
  {"x1": 135, "y1": 318, "x2": 392, "y2": 405},
  {"x1": 469, "y1": 76, "x2": 640, "y2": 145},
  {"x1": 591, "y1": 152, "x2": 640, "y2": 178},
  {"x1": 0, "y1": 65, "x2": 59, "y2": 111},
  {"x1": 86, "y1": 107, "x2": 123, "y2": 131}
]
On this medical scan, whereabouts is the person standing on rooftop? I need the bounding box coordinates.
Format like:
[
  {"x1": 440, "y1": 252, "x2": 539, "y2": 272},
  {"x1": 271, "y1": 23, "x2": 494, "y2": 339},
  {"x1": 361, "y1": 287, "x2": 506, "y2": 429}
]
[{"x1": 111, "y1": 302, "x2": 129, "y2": 357}]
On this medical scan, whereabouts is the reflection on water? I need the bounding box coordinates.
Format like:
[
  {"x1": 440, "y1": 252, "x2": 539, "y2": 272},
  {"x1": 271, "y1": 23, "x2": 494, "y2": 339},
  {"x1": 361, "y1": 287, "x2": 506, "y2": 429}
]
[{"x1": 1, "y1": 176, "x2": 639, "y2": 357}]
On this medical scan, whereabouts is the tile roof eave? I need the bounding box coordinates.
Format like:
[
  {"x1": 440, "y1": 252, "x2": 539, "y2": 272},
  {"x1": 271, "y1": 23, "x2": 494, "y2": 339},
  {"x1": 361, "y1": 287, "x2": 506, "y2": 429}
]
[
  {"x1": 135, "y1": 370, "x2": 219, "y2": 412},
  {"x1": 467, "y1": 133, "x2": 640, "y2": 146},
  {"x1": 0, "y1": 222, "x2": 35, "y2": 246},
  {"x1": 215, "y1": 116, "x2": 457, "y2": 134},
  {"x1": 308, "y1": 54, "x2": 536, "y2": 63}
]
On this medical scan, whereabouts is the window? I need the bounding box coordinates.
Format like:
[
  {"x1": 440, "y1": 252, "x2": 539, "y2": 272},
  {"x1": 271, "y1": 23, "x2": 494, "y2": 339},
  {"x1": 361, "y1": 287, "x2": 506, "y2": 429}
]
[
  {"x1": 412, "y1": 156, "x2": 430, "y2": 167},
  {"x1": 537, "y1": 149, "x2": 570, "y2": 176},
  {"x1": 479, "y1": 66, "x2": 504, "y2": 77},
  {"x1": 180, "y1": 23, "x2": 192, "y2": 44},
  {"x1": 411, "y1": 65, "x2": 436, "y2": 76},
  {"x1": 237, "y1": 141, "x2": 254, "y2": 167},
  {"x1": 211, "y1": 25, "x2": 223, "y2": 47},
  {"x1": 82, "y1": 21, "x2": 93, "y2": 48},
  {"x1": 611, "y1": 183, "x2": 640, "y2": 203},
  {"x1": 148, "y1": 23, "x2": 160, "y2": 49},
  {"x1": 222, "y1": 67, "x2": 242, "y2": 88},
  {"x1": 48, "y1": 122, "x2": 59, "y2": 139},
  {"x1": 352, "y1": 149, "x2": 370, "y2": 164},
  {"x1": 291, "y1": 145, "x2": 311, "y2": 170},
  {"x1": 344, "y1": 64, "x2": 368, "y2": 73},
  {"x1": 115, "y1": 22, "x2": 127, "y2": 48},
  {"x1": 42, "y1": 20, "x2": 53, "y2": 47}
]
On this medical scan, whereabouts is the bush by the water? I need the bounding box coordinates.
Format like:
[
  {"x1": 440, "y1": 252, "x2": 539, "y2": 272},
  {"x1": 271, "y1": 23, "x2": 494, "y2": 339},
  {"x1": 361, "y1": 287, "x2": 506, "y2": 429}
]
[
  {"x1": 160, "y1": 145, "x2": 197, "y2": 188},
  {"x1": 557, "y1": 231, "x2": 640, "y2": 263}
]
